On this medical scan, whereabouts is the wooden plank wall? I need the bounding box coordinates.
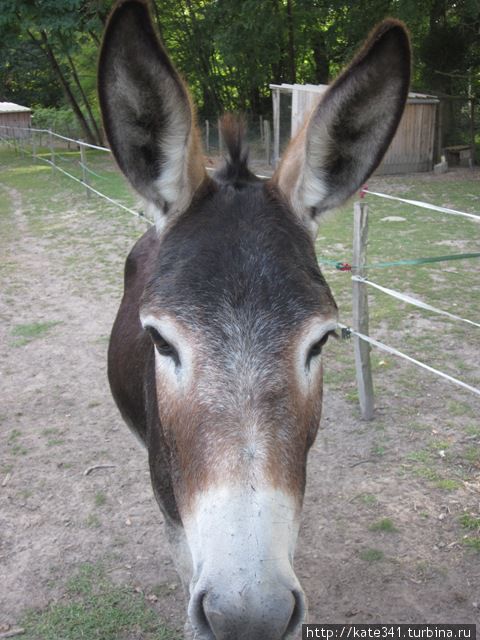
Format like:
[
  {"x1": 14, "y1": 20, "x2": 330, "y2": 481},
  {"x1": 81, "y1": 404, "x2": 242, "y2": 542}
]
[
  {"x1": 0, "y1": 112, "x2": 31, "y2": 137},
  {"x1": 291, "y1": 90, "x2": 321, "y2": 137},
  {"x1": 378, "y1": 103, "x2": 437, "y2": 174},
  {"x1": 288, "y1": 89, "x2": 438, "y2": 174}
]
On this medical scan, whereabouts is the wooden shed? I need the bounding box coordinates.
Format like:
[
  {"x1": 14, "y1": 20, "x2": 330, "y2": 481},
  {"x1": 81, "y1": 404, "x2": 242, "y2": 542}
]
[
  {"x1": 0, "y1": 102, "x2": 32, "y2": 137},
  {"x1": 270, "y1": 84, "x2": 439, "y2": 174}
]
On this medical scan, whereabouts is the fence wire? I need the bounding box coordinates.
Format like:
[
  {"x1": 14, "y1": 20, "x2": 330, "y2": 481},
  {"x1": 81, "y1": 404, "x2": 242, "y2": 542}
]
[{"x1": 1, "y1": 124, "x2": 479, "y2": 402}]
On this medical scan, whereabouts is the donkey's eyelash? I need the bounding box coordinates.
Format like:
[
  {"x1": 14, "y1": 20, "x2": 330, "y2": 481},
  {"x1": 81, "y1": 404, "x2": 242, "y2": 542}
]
[
  {"x1": 145, "y1": 326, "x2": 180, "y2": 364},
  {"x1": 306, "y1": 329, "x2": 336, "y2": 367}
]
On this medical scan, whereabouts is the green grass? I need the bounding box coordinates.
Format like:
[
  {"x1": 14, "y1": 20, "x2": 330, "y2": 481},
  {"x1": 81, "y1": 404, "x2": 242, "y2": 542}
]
[
  {"x1": 460, "y1": 514, "x2": 480, "y2": 552},
  {"x1": 95, "y1": 491, "x2": 107, "y2": 507},
  {"x1": 0, "y1": 145, "x2": 144, "y2": 301},
  {"x1": 46, "y1": 438, "x2": 65, "y2": 447},
  {"x1": 407, "y1": 450, "x2": 433, "y2": 463},
  {"x1": 463, "y1": 538, "x2": 480, "y2": 552},
  {"x1": 369, "y1": 517, "x2": 398, "y2": 533},
  {"x1": 1, "y1": 143, "x2": 480, "y2": 557},
  {"x1": 459, "y1": 514, "x2": 480, "y2": 531},
  {"x1": 11, "y1": 321, "x2": 61, "y2": 346},
  {"x1": 435, "y1": 478, "x2": 461, "y2": 491},
  {"x1": 359, "y1": 548, "x2": 384, "y2": 562},
  {"x1": 317, "y1": 174, "x2": 480, "y2": 405},
  {"x1": 463, "y1": 446, "x2": 479, "y2": 464},
  {"x1": 21, "y1": 563, "x2": 178, "y2": 640},
  {"x1": 10, "y1": 443, "x2": 28, "y2": 456},
  {"x1": 85, "y1": 513, "x2": 101, "y2": 528},
  {"x1": 356, "y1": 493, "x2": 378, "y2": 506}
]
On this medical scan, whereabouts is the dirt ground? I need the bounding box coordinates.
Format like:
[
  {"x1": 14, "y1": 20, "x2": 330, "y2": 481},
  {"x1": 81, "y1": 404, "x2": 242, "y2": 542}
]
[{"x1": 1, "y1": 162, "x2": 479, "y2": 637}]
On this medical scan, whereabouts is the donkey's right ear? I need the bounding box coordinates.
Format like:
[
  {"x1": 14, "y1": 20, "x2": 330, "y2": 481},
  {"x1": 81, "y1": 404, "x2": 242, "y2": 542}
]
[{"x1": 98, "y1": 0, "x2": 206, "y2": 227}]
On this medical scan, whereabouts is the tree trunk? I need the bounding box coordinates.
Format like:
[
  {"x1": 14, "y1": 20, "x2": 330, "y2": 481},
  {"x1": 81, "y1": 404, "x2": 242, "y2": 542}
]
[
  {"x1": 270, "y1": 0, "x2": 287, "y2": 82},
  {"x1": 285, "y1": 0, "x2": 296, "y2": 83},
  {"x1": 31, "y1": 30, "x2": 96, "y2": 143},
  {"x1": 312, "y1": 31, "x2": 329, "y2": 84},
  {"x1": 61, "y1": 40, "x2": 103, "y2": 144}
]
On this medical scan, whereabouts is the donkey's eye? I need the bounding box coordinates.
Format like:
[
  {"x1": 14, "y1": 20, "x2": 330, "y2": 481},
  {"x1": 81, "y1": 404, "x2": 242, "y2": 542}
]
[
  {"x1": 146, "y1": 327, "x2": 179, "y2": 364},
  {"x1": 306, "y1": 331, "x2": 336, "y2": 367}
]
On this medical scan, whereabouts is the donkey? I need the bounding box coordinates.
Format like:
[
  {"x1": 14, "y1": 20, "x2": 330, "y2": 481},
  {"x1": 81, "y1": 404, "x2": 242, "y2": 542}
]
[{"x1": 99, "y1": 2, "x2": 410, "y2": 638}]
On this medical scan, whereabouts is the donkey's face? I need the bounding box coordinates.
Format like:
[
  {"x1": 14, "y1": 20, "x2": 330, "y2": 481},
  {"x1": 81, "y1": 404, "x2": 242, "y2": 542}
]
[
  {"x1": 139, "y1": 182, "x2": 337, "y2": 636},
  {"x1": 99, "y1": 2, "x2": 410, "y2": 638}
]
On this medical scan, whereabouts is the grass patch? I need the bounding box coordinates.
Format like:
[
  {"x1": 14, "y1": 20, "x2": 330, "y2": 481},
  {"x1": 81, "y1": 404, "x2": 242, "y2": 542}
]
[
  {"x1": 407, "y1": 450, "x2": 433, "y2": 463},
  {"x1": 359, "y1": 548, "x2": 384, "y2": 562},
  {"x1": 46, "y1": 438, "x2": 65, "y2": 447},
  {"x1": 369, "y1": 518, "x2": 398, "y2": 533},
  {"x1": 356, "y1": 493, "x2": 378, "y2": 506},
  {"x1": 8, "y1": 428, "x2": 22, "y2": 442},
  {"x1": 11, "y1": 444, "x2": 28, "y2": 456},
  {"x1": 448, "y1": 400, "x2": 475, "y2": 418},
  {"x1": 95, "y1": 491, "x2": 107, "y2": 507},
  {"x1": 435, "y1": 478, "x2": 461, "y2": 491},
  {"x1": 11, "y1": 321, "x2": 61, "y2": 346},
  {"x1": 371, "y1": 443, "x2": 386, "y2": 457},
  {"x1": 42, "y1": 428, "x2": 62, "y2": 437},
  {"x1": 463, "y1": 446, "x2": 479, "y2": 464},
  {"x1": 463, "y1": 537, "x2": 480, "y2": 552},
  {"x1": 85, "y1": 513, "x2": 101, "y2": 528},
  {"x1": 18, "y1": 489, "x2": 33, "y2": 500},
  {"x1": 459, "y1": 514, "x2": 480, "y2": 531},
  {"x1": 21, "y1": 562, "x2": 178, "y2": 640}
]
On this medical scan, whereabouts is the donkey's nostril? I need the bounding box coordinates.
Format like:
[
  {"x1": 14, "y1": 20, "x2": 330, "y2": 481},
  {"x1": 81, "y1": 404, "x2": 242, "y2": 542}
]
[
  {"x1": 285, "y1": 589, "x2": 306, "y2": 637},
  {"x1": 189, "y1": 589, "x2": 215, "y2": 639}
]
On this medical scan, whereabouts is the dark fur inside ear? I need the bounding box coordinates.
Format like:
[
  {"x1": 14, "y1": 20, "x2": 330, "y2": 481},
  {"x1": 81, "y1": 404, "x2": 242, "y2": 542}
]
[
  {"x1": 308, "y1": 20, "x2": 411, "y2": 213},
  {"x1": 273, "y1": 19, "x2": 411, "y2": 230},
  {"x1": 98, "y1": 0, "x2": 194, "y2": 209}
]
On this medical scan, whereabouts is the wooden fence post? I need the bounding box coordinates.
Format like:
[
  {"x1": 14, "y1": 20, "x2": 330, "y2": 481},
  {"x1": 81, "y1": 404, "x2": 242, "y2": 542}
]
[
  {"x1": 18, "y1": 128, "x2": 24, "y2": 155},
  {"x1": 263, "y1": 119, "x2": 271, "y2": 165},
  {"x1": 49, "y1": 130, "x2": 55, "y2": 171},
  {"x1": 352, "y1": 201, "x2": 375, "y2": 420},
  {"x1": 272, "y1": 87, "x2": 280, "y2": 166},
  {"x1": 31, "y1": 129, "x2": 36, "y2": 161},
  {"x1": 80, "y1": 144, "x2": 90, "y2": 199}
]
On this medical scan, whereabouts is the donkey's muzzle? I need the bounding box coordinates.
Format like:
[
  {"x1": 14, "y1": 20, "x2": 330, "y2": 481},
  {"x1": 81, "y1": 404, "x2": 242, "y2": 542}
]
[{"x1": 189, "y1": 582, "x2": 305, "y2": 639}]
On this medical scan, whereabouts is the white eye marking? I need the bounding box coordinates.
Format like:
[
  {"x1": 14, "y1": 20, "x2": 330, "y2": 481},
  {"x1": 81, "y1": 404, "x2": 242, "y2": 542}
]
[
  {"x1": 296, "y1": 318, "x2": 338, "y2": 388},
  {"x1": 140, "y1": 313, "x2": 194, "y2": 389}
]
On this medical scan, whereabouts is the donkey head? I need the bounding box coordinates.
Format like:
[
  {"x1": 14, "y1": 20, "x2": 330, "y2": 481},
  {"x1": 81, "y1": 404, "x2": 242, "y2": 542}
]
[{"x1": 99, "y1": 2, "x2": 410, "y2": 638}]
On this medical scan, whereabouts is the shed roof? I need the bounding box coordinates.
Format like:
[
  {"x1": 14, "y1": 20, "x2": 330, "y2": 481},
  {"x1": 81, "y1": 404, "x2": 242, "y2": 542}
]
[
  {"x1": 0, "y1": 102, "x2": 31, "y2": 113},
  {"x1": 269, "y1": 84, "x2": 439, "y2": 103}
]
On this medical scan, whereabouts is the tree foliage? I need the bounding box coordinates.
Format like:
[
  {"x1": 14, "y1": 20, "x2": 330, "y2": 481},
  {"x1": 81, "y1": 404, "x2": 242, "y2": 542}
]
[{"x1": 0, "y1": 0, "x2": 478, "y2": 145}]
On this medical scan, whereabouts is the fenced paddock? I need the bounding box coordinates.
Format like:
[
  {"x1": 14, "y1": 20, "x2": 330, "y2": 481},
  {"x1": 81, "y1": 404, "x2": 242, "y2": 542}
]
[
  {"x1": 3, "y1": 125, "x2": 477, "y2": 413},
  {"x1": 1, "y1": 132, "x2": 479, "y2": 636}
]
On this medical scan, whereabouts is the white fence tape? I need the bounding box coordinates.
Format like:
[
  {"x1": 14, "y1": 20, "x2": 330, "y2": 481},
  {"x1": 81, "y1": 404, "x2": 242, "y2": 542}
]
[
  {"x1": 2, "y1": 126, "x2": 480, "y2": 399},
  {"x1": 339, "y1": 323, "x2": 480, "y2": 398},
  {"x1": 0, "y1": 125, "x2": 110, "y2": 152},
  {"x1": 352, "y1": 276, "x2": 480, "y2": 329},
  {"x1": 35, "y1": 154, "x2": 151, "y2": 223},
  {"x1": 364, "y1": 189, "x2": 480, "y2": 222}
]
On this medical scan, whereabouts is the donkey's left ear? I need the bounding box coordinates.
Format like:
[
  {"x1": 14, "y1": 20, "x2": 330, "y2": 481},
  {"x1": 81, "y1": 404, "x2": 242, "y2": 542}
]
[
  {"x1": 272, "y1": 20, "x2": 410, "y2": 235},
  {"x1": 98, "y1": 0, "x2": 206, "y2": 226}
]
